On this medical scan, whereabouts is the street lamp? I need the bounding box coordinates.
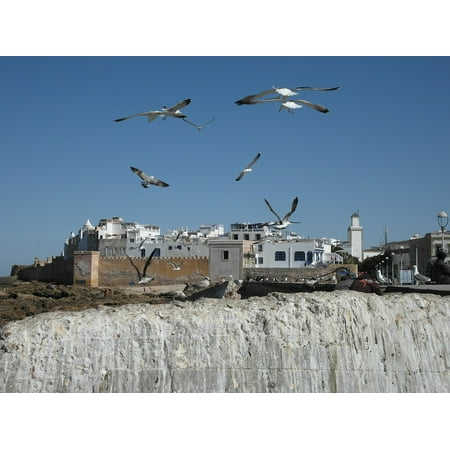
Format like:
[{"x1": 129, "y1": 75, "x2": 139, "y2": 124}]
[{"x1": 437, "y1": 211, "x2": 448, "y2": 250}]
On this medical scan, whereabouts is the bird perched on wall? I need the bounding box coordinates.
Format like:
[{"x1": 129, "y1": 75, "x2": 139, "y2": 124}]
[
  {"x1": 263, "y1": 197, "x2": 300, "y2": 230},
  {"x1": 235, "y1": 152, "x2": 261, "y2": 181},
  {"x1": 376, "y1": 269, "x2": 392, "y2": 285},
  {"x1": 126, "y1": 248, "x2": 158, "y2": 284},
  {"x1": 130, "y1": 166, "x2": 169, "y2": 188},
  {"x1": 412, "y1": 265, "x2": 431, "y2": 285},
  {"x1": 235, "y1": 86, "x2": 339, "y2": 114}
]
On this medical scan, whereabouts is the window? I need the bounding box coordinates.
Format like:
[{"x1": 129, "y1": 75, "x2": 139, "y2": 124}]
[
  {"x1": 275, "y1": 251, "x2": 286, "y2": 261},
  {"x1": 222, "y1": 250, "x2": 229, "y2": 260},
  {"x1": 244, "y1": 234, "x2": 250, "y2": 240},
  {"x1": 257, "y1": 257, "x2": 264, "y2": 264},
  {"x1": 307, "y1": 251, "x2": 313, "y2": 265},
  {"x1": 255, "y1": 234, "x2": 261, "y2": 241},
  {"x1": 257, "y1": 244, "x2": 263, "y2": 252},
  {"x1": 233, "y1": 234, "x2": 239, "y2": 240},
  {"x1": 294, "y1": 251, "x2": 305, "y2": 261}
]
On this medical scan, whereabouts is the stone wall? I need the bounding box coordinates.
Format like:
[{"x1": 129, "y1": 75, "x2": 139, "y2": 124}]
[
  {"x1": 16, "y1": 257, "x2": 73, "y2": 285},
  {"x1": 73, "y1": 251, "x2": 99, "y2": 287},
  {"x1": 15, "y1": 254, "x2": 355, "y2": 287},
  {"x1": 244, "y1": 264, "x2": 358, "y2": 282},
  {"x1": 98, "y1": 256, "x2": 209, "y2": 286}
]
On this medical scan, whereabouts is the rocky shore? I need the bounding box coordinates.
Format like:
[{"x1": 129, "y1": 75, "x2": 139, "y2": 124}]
[{"x1": 0, "y1": 277, "x2": 180, "y2": 328}]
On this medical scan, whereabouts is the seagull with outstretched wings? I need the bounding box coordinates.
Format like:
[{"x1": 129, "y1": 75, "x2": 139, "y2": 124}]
[
  {"x1": 167, "y1": 260, "x2": 184, "y2": 271},
  {"x1": 182, "y1": 116, "x2": 216, "y2": 131},
  {"x1": 235, "y1": 86, "x2": 339, "y2": 114},
  {"x1": 130, "y1": 166, "x2": 169, "y2": 188},
  {"x1": 114, "y1": 98, "x2": 192, "y2": 123},
  {"x1": 263, "y1": 197, "x2": 300, "y2": 230},
  {"x1": 126, "y1": 247, "x2": 159, "y2": 284},
  {"x1": 235, "y1": 152, "x2": 261, "y2": 181}
]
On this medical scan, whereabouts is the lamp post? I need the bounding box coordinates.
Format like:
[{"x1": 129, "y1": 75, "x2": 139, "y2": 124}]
[{"x1": 437, "y1": 211, "x2": 448, "y2": 250}]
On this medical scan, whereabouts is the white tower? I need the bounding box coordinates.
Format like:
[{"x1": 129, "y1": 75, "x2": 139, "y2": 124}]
[{"x1": 348, "y1": 212, "x2": 363, "y2": 261}]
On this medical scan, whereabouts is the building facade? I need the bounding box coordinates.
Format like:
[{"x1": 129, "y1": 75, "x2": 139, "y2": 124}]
[{"x1": 253, "y1": 238, "x2": 335, "y2": 268}]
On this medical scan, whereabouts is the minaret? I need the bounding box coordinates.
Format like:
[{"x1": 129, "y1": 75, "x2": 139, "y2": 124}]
[{"x1": 348, "y1": 212, "x2": 363, "y2": 261}]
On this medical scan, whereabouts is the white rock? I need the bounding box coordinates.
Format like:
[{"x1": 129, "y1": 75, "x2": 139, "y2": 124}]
[{"x1": 0, "y1": 291, "x2": 449, "y2": 392}]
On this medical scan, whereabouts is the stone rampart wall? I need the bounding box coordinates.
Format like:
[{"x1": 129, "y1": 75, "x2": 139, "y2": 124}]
[
  {"x1": 244, "y1": 264, "x2": 358, "y2": 282},
  {"x1": 99, "y1": 256, "x2": 209, "y2": 286},
  {"x1": 16, "y1": 257, "x2": 73, "y2": 285}
]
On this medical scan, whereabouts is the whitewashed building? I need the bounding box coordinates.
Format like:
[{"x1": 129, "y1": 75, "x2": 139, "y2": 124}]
[
  {"x1": 253, "y1": 237, "x2": 337, "y2": 268},
  {"x1": 341, "y1": 212, "x2": 363, "y2": 261},
  {"x1": 97, "y1": 217, "x2": 160, "y2": 257}
]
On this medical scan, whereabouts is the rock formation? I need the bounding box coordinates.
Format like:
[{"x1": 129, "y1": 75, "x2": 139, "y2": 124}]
[{"x1": 0, "y1": 291, "x2": 449, "y2": 392}]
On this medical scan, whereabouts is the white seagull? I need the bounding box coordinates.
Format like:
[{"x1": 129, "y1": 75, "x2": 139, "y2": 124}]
[
  {"x1": 126, "y1": 248, "x2": 158, "y2": 284},
  {"x1": 235, "y1": 86, "x2": 339, "y2": 114},
  {"x1": 182, "y1": 116, "x2": 216, "y2": 131},
  {"x1": 167, "y1": 260, "x2": 184, "y2": 271},
  {"x1": 263, "y1": 197, "x2": 300, "y2": 230},
  {"x1": 114, "y1": 98, "x2": 192, "y2": 123},
  {"x1": 412, "y1": 265, "x2": 431, "y2": 285},
  {"x1": 376, "y1": 269, "x2": 392, "y2": 285},
  {"x1": 130, "y1": 166, "x2": 169, "y2": 188},
  {"x1": 235, "y1": 152, "x2": 261, "y2": 181}
]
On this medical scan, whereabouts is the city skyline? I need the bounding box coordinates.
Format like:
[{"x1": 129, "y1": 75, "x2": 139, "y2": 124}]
[
  {"x1": 1, "y1": 56, "x2": 450, "y2": 276},
  {"x1": 1, "y1": 0, "x2": 448, "y2": 443}
]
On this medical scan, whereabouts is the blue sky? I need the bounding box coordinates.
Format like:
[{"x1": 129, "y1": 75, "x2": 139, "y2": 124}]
[
  {"x1": 1, "y1": 1, "x2": 449, "y2": 442},
  {"x1": 1, "y1": 56, "x2": 449, "y2": 275}
]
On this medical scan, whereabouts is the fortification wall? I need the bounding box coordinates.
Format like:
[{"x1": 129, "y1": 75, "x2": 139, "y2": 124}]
[
  {"x1": 98, "y1": 256, "x2": 209, "y2": 286},
  {"x1": 16, "y1": 257, "x2": 73, "y2": 285},
  {"x1": 244, "y1": 264, "x2": 358, "y2": 282}
]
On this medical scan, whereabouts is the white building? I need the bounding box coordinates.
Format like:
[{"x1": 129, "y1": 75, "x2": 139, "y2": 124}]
[
  {"x1": 253, "y1": 237, "x2": 337, "y2": 268},
  {"x1": 342, "y1": 212, "x2": 363, "y2": 261},
  {"x1": 131, "y1": 235, "x2": 210, "y2": 259},
  {"x1": 199, "y1": 224, "x2": 225, "y2": 238},
  {"x1": 229, "y1": 223, "x2": 270, "y2": 242},
  {"x1": 96, "y1": 217, "x2": 160, "y2": 257}
]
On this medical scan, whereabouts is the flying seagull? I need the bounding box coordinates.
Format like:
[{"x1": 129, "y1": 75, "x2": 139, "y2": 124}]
[
  {"x1": 130, "y1": 166, "x2": 169, "y2": 188},
  {"x1": 114, "y1": 98, "x2": 192, "y2": 123},
  {"x1": 167, "y1": 260, "x2": 184, "y2": 271},
  {"x1": 182, "y1": 116, "x2": 216, "y2": 131},
  {"x1": 235, "y1": 86, "x2": 339, "y2": 113},
  {"x1": 235, "y1": 152, "x2": 261, "y2": 181},
  {"x1": 126, "y1": 247, "x2": 159, "y2": 284},
  {"x1": 263, "y1": 197, "x2": 300, "y2": 230}
]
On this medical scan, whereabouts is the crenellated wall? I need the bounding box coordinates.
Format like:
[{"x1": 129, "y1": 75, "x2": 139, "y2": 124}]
[
  {"x1": 16, "y1": 257, "x2": 73, "y2": 285},
  {"x1": 98, "y1": 256, "x2": 209, "y2": 286}
]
